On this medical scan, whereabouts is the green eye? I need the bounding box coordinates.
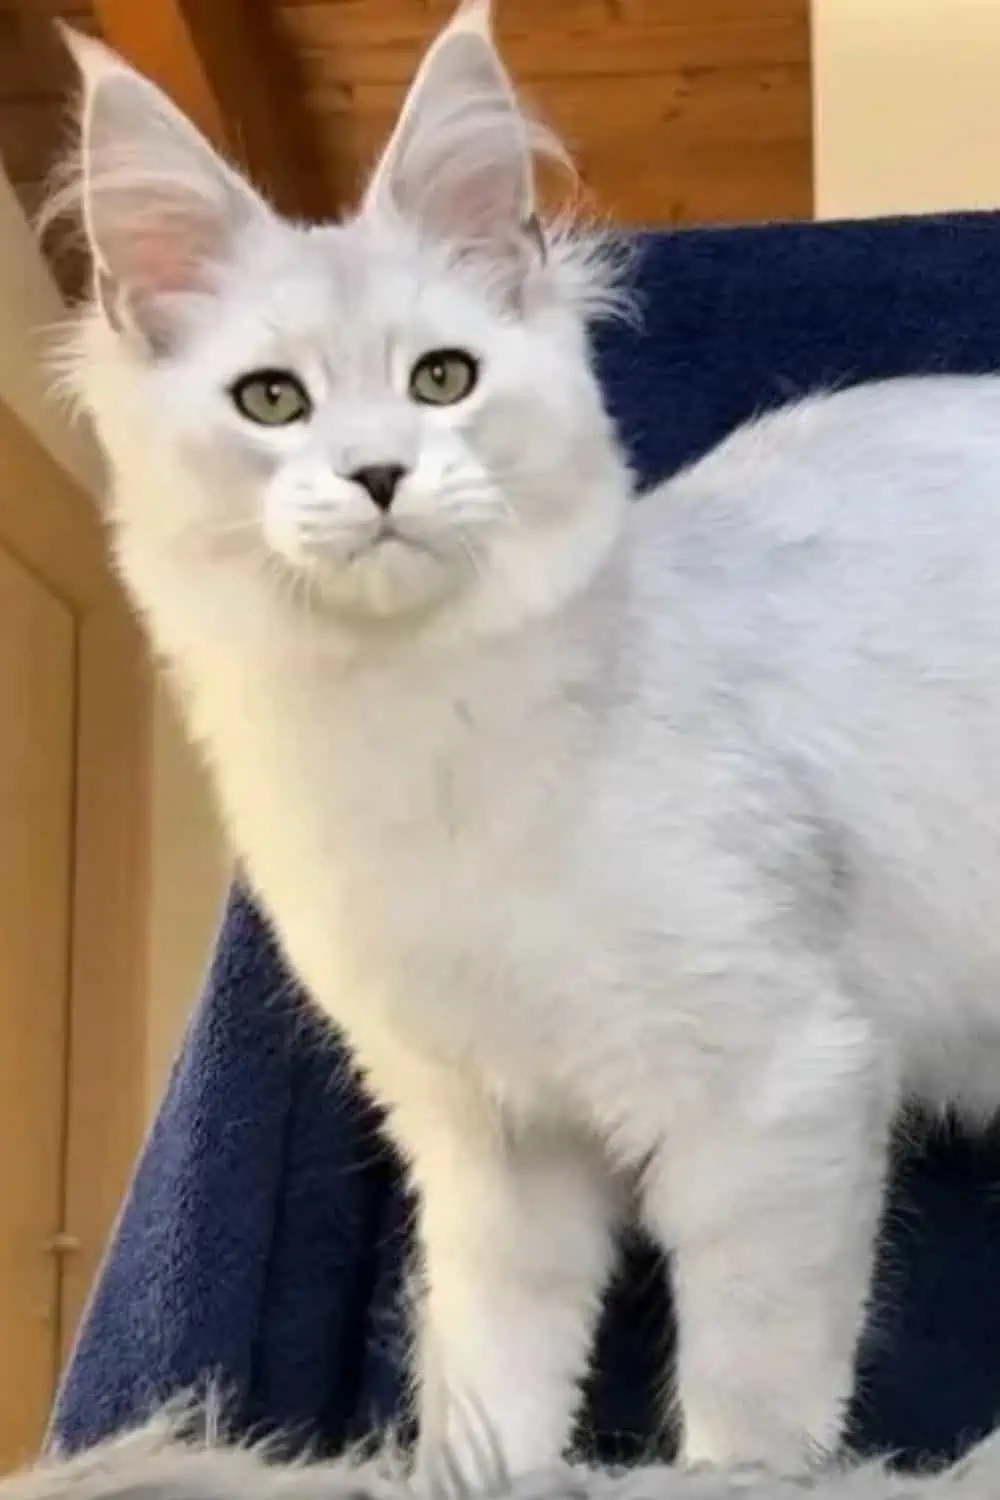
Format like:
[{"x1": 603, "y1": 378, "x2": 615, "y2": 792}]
[
  {"x1": 230, "y1": 370, "x2": 311, "y2": 426},
  {"x1": 409, "y1": 349, "x2": 479, "y2": 407}
]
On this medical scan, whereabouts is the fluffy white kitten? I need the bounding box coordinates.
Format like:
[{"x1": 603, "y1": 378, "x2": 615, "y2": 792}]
[{"x1": 51, "y1": 0, "x2": 1000, "y2": 1486}]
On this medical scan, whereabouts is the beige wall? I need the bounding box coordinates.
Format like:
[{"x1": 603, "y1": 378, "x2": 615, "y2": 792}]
[
  {"x1": 146, "y1": 689, "x2": 229, "y2": 1106},
  {"x1": 814, "y1": 0, "x2": 1000, "y2": 219}
]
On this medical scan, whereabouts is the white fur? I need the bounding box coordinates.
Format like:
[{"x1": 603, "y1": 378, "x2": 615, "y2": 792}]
[
  {"x1": 50, "y1": 0, "x2": 1000, "y2": 1487},
  {"x1": 19, "y1": 1405, "x2": 1000, "y2": 1500}
]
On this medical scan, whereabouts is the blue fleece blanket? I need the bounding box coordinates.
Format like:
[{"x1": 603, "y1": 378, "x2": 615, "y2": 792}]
[{"x1": 54, "y1": 214, "x2": 1000, "y2": 1468}]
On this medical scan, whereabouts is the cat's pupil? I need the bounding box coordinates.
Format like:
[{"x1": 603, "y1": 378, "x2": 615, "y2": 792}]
[{"x1": 430, "y1": 364, "x2": 446, "y2": 385}]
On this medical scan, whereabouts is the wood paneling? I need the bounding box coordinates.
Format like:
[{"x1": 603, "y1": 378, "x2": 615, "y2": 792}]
[
  {"x1": 0, "y1": 5, "x2": 80, "y2": 222},
  {"x1": 1, "y1": 0, "x2": 811, "y2": 235},
  {"x1": 274, "y1": 0, "x2": 812, "y2": 221}
]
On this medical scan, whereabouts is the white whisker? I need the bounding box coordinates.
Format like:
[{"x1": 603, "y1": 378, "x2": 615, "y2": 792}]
[
  {"x1": 437, "y1": 509, "x2": 498, "y2": 530},
  {"x1": 206, "y1": 519, "x2": 261, "y2": 540},
  {"x1": 456, "y1": 531, "x2": 485, "y2": 580}
]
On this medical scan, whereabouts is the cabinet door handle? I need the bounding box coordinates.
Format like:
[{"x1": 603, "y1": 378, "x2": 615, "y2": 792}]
[{"x1": 44, "y1": 1232, "x2": 81, "y2": 1255}]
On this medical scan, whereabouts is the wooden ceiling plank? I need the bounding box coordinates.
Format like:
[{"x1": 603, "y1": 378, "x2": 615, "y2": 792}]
[{"x1": 89, "y1": 0, "x2": 316, "y2": 216}]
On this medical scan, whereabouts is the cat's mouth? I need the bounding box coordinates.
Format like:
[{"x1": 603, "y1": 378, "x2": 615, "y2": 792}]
[
  {"x1": 272, "y1": 518, "x2": 465, "y2": 618},
  {"x1": 345, "y1": 523, "x2": 436, "y2": 566},
  {"x1": 298, "y1": 518, "x2": 459, "y2": 620}
]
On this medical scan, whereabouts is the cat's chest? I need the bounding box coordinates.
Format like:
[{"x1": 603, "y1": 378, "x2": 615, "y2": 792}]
[{"x1": 198, "y1": 658, "x2": 592, "y2": 1064}]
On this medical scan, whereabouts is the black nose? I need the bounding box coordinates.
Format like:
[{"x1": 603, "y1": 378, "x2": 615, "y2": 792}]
[{"x1": 348, "y1": 463, "x2": 407, "y2": 512}]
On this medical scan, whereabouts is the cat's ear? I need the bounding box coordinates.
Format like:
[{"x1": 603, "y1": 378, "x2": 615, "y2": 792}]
[
  {"x1": 362, "y1": 0, "x2": 544, "y2": 283},
  {"x1": 59, "y1": 25, "x2": 271, "y2": 350}
]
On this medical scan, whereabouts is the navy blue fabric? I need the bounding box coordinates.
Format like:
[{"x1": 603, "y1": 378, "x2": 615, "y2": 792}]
[{"x1": 54, "y1": 213, "x2": 1000, "y2": 1468}]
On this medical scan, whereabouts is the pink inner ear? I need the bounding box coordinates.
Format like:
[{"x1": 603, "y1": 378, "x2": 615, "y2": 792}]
[
  {"x1": 417, "y1": 159, "x2": 525, "y2": 256},
  {"x1": 128, "y1": 227, "x2": 201, "y2": 293},
  {"x1": 117, "y1": 202, "x2": 227, "y2": 297},
  {"x1": 449, "y1": 175, "x2": 515, "y2": 240}
]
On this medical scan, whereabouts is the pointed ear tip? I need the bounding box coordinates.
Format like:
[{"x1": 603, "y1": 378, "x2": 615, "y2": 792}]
[
  {"x1": 57, "y1": 22, "x2": 126, "y2": 83},
  {"x1": 449, "y1": 0, "x2": 494, "y2": 41}
]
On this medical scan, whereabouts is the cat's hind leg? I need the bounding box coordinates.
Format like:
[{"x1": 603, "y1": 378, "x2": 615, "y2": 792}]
[{"x1": 641, "y1": 998, "x2": 892, "y2": 1473}]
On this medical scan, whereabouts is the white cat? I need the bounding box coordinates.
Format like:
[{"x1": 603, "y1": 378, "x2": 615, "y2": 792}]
[{"x1": 50, "y1": 0, "x2": 1000, "y2": 1485}]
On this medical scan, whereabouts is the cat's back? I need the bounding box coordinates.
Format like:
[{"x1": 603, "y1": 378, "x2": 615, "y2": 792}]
[
  {"x1": 621, "y1": 375, "x2": 1000, "y2": 1085},
  {"x1": 637, "y1": 374, "x2": 1000, "y2": 567},
  {"x1": 629, "y1": 374, "x2": 1000, "y2": 672}
]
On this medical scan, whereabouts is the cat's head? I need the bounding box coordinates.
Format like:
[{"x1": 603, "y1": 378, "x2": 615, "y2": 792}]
[{"x1": 53, "y1": 1, "x2": 633, "y2": 651}]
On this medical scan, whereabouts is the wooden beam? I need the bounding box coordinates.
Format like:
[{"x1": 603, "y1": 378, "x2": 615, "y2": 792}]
[{"x1": 89, "y1": 0, "x2": 319, "y2": 217}]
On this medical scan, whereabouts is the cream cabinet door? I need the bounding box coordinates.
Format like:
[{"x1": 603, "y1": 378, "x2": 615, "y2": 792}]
[
  {"x1": 0, "y1": 546, "x2": 74, "y2": 1466},
  {"x1": 0, "y1": 400, "x2": 148, "y2": 1468}
]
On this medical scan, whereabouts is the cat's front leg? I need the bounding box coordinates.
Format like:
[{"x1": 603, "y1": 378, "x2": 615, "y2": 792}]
[
  {"x1": 382, "y1": 1066, "x2": 619, "y2": 1490},
  {"x1": 642, "y1": 1002, "x2": 892, "y2": 1472}
]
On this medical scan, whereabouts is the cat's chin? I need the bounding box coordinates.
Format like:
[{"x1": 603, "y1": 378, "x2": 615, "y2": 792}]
[{"x1": 305, "y1": 536, "x2": 468, "y2": 623}]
